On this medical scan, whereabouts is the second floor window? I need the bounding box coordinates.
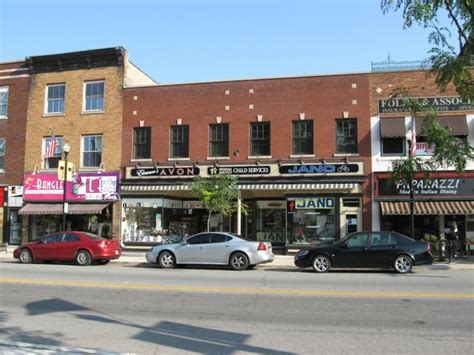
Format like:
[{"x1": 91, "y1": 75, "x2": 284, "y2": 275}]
[
  {"x1": 382, "y1": 137, "x2": 405, "y2": 155},
  {"x1": 292, "y1": 120, "x2": 313, "y2": 155},
  {"x1": 0, "y1": 87, "x2": 8, "y2": 118},
  {"x1": 209, "y1": 124, "x2": 229, "y2": 157},
  {"x1": 82, "y1": 135, "x2": 102, "y2": 167},
  {"x1": 43, "y1": 136, "x2": 64, "y2": 169},
  {"x1": 133, "y1": 127, "x2": 151, "y2": 159},
  {"x1": 171, "y1": 125, "x2": 189, "y2": 158},
  {"x1": 84, "y1": 80, "x2": 104, "y2": 112},
  {"x1": 250, "y1": 122, "x2": 270, "y2": 156},
  {"x1": 0, "y1": 139, "x2": 5, "y2": 170},
  {"x1": 336, "y1": 119, "x2": 358, "y2": 154},
  {"x1": 46, "y1": 84, "x2": 65, "y2": 114}
]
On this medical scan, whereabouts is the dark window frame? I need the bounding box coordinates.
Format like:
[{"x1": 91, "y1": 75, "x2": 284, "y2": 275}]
[
  {"x1": 292, "y1": 120, "x2": 313, "y2": 155},
  {"x1": 250, "y1": 122, "x2": 271, "y2": 156},
  {"x1": 336, "y1": 119, "x2": 358, "y2": 154},
  {"x1": 381, "y1": 137, "x2": 406, "y2": 156},
  {"x1": 209, "y1": 123, "x2": 229, "y2": 157},
  {"x1": 133, "y1": 127, "x2": 151, "y2": 159},
  {"x1": 170, "y1": 125, "x2": 189, "y2": 158}
]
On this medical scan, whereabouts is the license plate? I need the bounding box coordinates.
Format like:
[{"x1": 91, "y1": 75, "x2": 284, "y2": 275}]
[{"x1": 115, "y1": 249, "x2": 120, "y2": 255}]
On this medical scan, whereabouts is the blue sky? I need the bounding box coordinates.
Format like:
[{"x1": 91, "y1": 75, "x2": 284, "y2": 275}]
[{"x1": 0, "y1": 0, "x2": 453, "y2": 84}]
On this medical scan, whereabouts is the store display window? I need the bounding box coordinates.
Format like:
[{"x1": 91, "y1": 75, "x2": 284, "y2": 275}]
[{"x1": 255, "y1": 201, "x2": 286, "y2": 245}]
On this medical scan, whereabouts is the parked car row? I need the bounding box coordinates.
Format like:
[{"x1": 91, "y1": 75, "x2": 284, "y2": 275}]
[{"x1": 13, "y1": 231, "x2": 433, "y2": 273}]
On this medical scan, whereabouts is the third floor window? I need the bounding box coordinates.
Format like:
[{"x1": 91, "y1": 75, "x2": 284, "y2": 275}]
[
  {"x1": 250, "y1": 122, "x2": 270, "y2": 156},
  {"x1": 292, "y1": 120, "x2": 313, "y2": 155},
  {"x1": 133, "y1": 127, "x2": 151, "y2": 159},
  {"x1": 46, "y1": 84, "x2": 65, "y2": 114},
  {"x1": 171, "y1": 125, "x2": 189, "y2": 158},
  {"x1": 0, "y1": 139, "x2": 5, "y2": 170},
  {"x1": 209, "y1": 124, "x2": 229, "y2": 157},
  {"x1": 83, "y1": 80, "x2": 104, "y2": 112},
  {"x1": 0, "y1": 87, "x2": 8, "y2": 118}
]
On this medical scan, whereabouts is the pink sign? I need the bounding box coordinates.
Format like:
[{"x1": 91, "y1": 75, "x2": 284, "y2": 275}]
[{"x1": 23, "y1": 172, "x2": 120, "y2": 202}]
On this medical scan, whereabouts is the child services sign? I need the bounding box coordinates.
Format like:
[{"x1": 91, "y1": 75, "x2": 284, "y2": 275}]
[{"x1": 23, "y1": 172, "x2": 120, "y2": 201}]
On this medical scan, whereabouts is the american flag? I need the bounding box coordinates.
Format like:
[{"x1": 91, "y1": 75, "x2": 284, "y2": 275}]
[
  {"x1": 44, "y1": 135, "x2": 58, "y2": 159},
  {"x1": 410, "y1": 118, "x2": 416, "y2": 157}
]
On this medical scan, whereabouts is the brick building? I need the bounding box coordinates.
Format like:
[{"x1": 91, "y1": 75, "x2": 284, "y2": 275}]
[
  {"x1": 121, "y1": 74, "x2": 372, "y2": 248},
  {"x1": 0, "y1": 60, "x2": 30, "y2": 244},
  {"x1": 369, "y1": 69, "x2": 474, "y2": 243}
]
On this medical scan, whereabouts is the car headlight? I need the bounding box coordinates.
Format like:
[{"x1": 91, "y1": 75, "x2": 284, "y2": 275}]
[{"x1": 297, "y1": 250, "x2": 309, "y2": 257}]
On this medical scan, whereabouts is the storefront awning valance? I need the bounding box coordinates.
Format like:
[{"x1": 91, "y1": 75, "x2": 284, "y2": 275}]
[
  {"x1": 380, "y1": 117, "x2": 406, "y2": 137},
  {"x1": 380, "y1": 200, "x2": 474, "y2": 215},
  {"x1": 19, "y1": 203, "x2": 109, "y2": 215},
  {"x1": 416, "y1": 116, "x2": 469, "y2": 136},
  {"x1": 122, "y1": 183, "x2": 358, "y2": 192}
]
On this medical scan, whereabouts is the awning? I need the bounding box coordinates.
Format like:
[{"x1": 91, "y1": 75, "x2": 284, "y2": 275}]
[
  {"x1": 416, "y1": 116, "x2": 468, "y2": 136},
  {"x1": 380, "y1": 117, "x2": 406, "y2": 137},
  {"x1": 122, "y1": 183, "x2": 358, "y2": 192},
  {"x1": 19, "y1": 203, "x2": 109, "y2": 215},
  {"x1": 380, "y1": 201, "x2": 474, "y2": 215}
]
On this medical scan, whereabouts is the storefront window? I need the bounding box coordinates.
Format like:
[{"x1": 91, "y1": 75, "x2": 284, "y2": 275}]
[
  {"x1": 287, "y1": 197, "x2": 336, "y2": 245},
  {"x1": 255, "y1": 201, "x2": 286, "y2": 245}
]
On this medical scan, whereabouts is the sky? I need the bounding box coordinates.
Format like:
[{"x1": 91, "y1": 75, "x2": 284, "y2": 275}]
[{"x1": 0, "y1": 0, "x2": 454, "y2": 84}]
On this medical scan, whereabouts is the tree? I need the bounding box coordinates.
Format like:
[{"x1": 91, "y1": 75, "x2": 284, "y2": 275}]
[
  {"x1": 381, "y1": 0, "x2": 473, "y2": 100},
  {"x1": 188, "y1": 173, "x2": 247, "y2": 232}
]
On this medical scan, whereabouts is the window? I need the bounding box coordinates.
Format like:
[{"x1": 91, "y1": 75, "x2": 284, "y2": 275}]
[
  {"x1": 370, "y1": 232, "x2": 395, "y2": 247},
  {"x1": 82, "y1": 135, "x2": 102, "y2": 167},
  {"x1": 0, "y1": 87, "x2": 8, "y2": 118},
  {"x1": 382, "y1": 137, "x2": 405, "y2": 155},
  {"x1": 210, "y1": 233, "x2": 231, "y2": 243},
  {"x1": 133, "y1": 127, "x2": 151, "y2": 159},
  {"x1": 43, "y1": 136, "x2": 64, "y2": 169},
  {"x1": 345, "y1": 233, "x2": 369, "y2": 248},
  {"x1": 0, "y1": 139, "x2": 5, "y2": 170},
  {"x1": 250, "y1": 122, "x2": 270, "y2": 156},
  {"x1": 171, "y1": 125, "x2": 189, "y2": 158},
  {"x1": 46, "y1": 84, "x2": 65, "y2": 114},
  {"x1": 336, "y1": 119, "x2": 357, "y2": 153},
  {"x1": 209, "y1": 124, "x2": 229, "y2": 157},
  {"x1": 187, "y1": 233, "x2": 211, "y2": 245},
  {"x1": 63, "y1": 234, "x2": 80, "y2": 242},
  {"x1": 83, "y1": 80, "x2": 104, "y2": 112},
  {"x1": 292, "y1": 120, "x2": 313, "y2": 155}
]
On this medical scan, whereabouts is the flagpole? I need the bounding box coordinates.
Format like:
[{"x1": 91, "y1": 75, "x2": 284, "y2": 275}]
[
  {"x1": 62, "y1": 142, "x2": 71, "y2": 231},
  {"x1": 409, "y1": 117, "x2": 416, "y2": 240}
]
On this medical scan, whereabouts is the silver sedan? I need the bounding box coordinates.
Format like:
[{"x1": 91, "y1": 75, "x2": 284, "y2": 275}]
[{"x1": 146, "y1": 232, "x2": 274, "y2": 270}]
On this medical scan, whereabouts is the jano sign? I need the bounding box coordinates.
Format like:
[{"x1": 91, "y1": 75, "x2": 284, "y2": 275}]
[
  {"x1": 378, "y1": 96, "x2": 473, "y2": 113},
  {"x1": 292, "y1": 197, "x2": 335, "y2": 209}
]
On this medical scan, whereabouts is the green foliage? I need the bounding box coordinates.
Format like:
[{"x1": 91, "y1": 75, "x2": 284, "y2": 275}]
[
  {"x1": 188, "y1": 173, "x2": 247, "y2": 231},
  {"x1": 381, "y1": 0, "x2": 473, "y2": 100}
]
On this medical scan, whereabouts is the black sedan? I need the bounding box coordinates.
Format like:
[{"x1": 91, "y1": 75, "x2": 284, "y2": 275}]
[{"x1": 294, "y1": 231, "x2": 433, "y2": 273}]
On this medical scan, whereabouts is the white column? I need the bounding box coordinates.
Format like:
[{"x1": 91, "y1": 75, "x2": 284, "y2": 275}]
[{"x1": 237, "y1": 197, "x2": 242, "y2": 235}]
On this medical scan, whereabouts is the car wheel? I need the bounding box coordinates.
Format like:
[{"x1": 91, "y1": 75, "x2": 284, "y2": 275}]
[
  {"x1": 393, "y1": 255, "x2": 413, "y2": 274},
  {"x1": 312, "y1": 255, "x2": 331, "y2": 273},
  {"x1": 158, "y1": 251, "x2": 175, "y2": 269},
  {"x1": 76, "y1": 250, "x2": 92, "y2": 266},
  {"x1": 230, "y1": 252, "x2": 249, "y2": 271},
  {"x1": 96, "y1": 259, "x2": 110, "y2": 265},
  {"x1": 19, "y1": 249, "x2": 33, "y2": 264}
]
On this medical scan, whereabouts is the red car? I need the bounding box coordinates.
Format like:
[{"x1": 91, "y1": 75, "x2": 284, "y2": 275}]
[{"x1": 13, "y1": 231, "x2": 122, "y2": 266}]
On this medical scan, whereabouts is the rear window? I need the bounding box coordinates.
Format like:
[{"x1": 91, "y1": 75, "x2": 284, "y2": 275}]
[
  {"x1": 83, "y1": 233, "x2": 106, "y2": 241},
  {"x1": 391, "y1": 232, "x2": 414, "y2": 245}
]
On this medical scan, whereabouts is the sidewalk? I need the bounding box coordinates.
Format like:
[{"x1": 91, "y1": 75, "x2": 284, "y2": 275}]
[{"x1": 1, "y1": 245, "x2": 473, "y2": 270}]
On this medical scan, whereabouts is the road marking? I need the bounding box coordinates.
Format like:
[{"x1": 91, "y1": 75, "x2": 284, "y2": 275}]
[{"x1": 1, "y1": 277, "x2": 472, "y2": 299}]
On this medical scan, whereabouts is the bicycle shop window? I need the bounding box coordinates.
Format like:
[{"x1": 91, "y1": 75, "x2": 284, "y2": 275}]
[
  {"x1": 133, "y1": 127, "x2": 151, "y2": 159},
  {"x1": 335, "y1": 119, "x2": 357, "y2": 154},
  {"x1": 170, "y1": 125, "x2": 189, "y2": 158},
  {"x1": 292, "y1": 120, "x2": 313, "y2": 155},
  {"x1": 250, "y1": 122, "x2": 270, "y2": 156}
]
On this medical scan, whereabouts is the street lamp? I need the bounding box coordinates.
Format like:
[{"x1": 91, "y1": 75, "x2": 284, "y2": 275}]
[{"x1": 62, "y1": 142, "x2": 71, "y2": 231}]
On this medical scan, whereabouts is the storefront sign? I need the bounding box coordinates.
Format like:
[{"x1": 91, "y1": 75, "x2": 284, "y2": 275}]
[
  {"x1": 23, "y1": 172, "x2": 120, "y2": 201},
  {"x1": 378, "y1": 96, "x2": 473, "y2": 113},
  {"x1": 207, "y1": 165, "x2": 271, "y2": 175},
  {"x1": 288, "y1": 197, "x2": 335, "y2": 210},
  {"x1": 377, "y1": 177, "x2": 474, "y2": 196},
  {"x1": 280, "y1": 164, "x2": 359, "y2": 174},
  {"x1": 130, "y1": 166, "x2": 199, "y2": 178}
]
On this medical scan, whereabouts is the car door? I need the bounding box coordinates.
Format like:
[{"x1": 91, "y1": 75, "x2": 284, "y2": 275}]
[
  {"x1": 366, "y1": 232, "x2": 397, "y2": 267},
  {"x1": 56, "y1": 234, "x2": 81, "y2": 261},
  {"x1": 206, "y1": 233, "x2": 232, "y2": 264},
  {"x1": 34, "y1": 234, "x2": 63, "y2": 260},
  {"x1": 176, "y1": 233, "x2": 211, "y2": 264},
  {"x1": 333, "y1": 232, "x2": 370, "y2": 268}
]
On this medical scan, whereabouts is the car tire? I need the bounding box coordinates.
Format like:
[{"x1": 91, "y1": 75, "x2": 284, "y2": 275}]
[
  {"x1": 393, "y1": 255, "x2": 413, "y2": 274},
  {"x1": 312, "y1": 255, "x2": 331, "y2": 273},
  {"x1": 230, "y1": 252, "x2": 249, "y2": 271},
  {"x1": 76, "y1": 250, "x2": 92, "y2": 266},
  {"x1": 96, "y1": 259, "x2": 110, "y2": 265},
  {"x1": 19, "y1": 249, "x2": 33, "y2": 264},
  {"x1": 158, "y1": 251, "x2": 176, "y2": 269}
]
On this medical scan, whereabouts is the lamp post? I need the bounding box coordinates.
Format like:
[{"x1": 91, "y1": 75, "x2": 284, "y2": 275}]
[{"x1": 62, "y1": 142, "x2": 71, "y2": 231}]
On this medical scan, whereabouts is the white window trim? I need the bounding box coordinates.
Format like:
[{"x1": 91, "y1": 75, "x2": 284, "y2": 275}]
[
  {"x1": 44, "y1": 83, "x2": 66, "y2": 115},
  {"x1": 81, "y1": 134, "x2": 103, "y2": 168},
  {"x1": 42, "y1": 136, "x2": 64, "y2": 169},
  {"x1": 82, "y1": 80, "x2": 105, "y2": 113},
  {"x1": 0, "y1": 138, "x2": 5, "y2": 171},
  {"x1": 0, "y1": 86, "x2": 9, "y2": 119}
]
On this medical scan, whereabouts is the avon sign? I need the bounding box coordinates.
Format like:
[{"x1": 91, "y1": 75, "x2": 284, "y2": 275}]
[{"x1": 23, "y1": 172, "x2": 120, "y2": 201}]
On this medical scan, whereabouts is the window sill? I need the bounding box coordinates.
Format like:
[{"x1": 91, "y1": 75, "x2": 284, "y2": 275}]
[
  {"x1": 0, "y1": 116, "x2": 8, "y2": 120},
  {"x1": 0, "y1": 169, "x2": 4, "y2": 174},
  {"x1": 81, "y1": 111, "x2": 105, "y2": 116},
  {"x1": 333, "y1": 153, "x2": 360, "y2": 157},
  {"x1": 130, "y1": 159, "x2": 152, "y2": 162},
  {"x1": 167, "y1": 157, "x2": 190, "y2": 161},
  {"x1": 289, "y1": 154, "x2": 315, "y2": 158},
  {"x1": 247, "y1": 155, "x2": 272, "y2": 159},
  {"x1": 43, "y1": 113, "x2": 65, "y2": 117},
  {"x1": 206, "y1": 156, "x2": 230, "y2": 160}
]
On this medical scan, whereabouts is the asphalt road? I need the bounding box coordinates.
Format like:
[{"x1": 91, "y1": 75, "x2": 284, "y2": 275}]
[{"x1": 0, "y1": 262, "x2": 473, "y2": 354}]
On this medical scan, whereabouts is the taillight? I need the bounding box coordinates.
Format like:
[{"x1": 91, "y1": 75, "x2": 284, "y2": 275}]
[
  {"x1": 427, "y1": 243, "x2": 432, "y2": 253},
  {"x1": 257, "y1": 242, "x2": 267, "y2": 251}
]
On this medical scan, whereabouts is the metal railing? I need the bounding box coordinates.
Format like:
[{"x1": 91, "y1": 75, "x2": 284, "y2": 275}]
[{"x1": 371, "y1": 59, "x2": 431, "y2": 72}]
